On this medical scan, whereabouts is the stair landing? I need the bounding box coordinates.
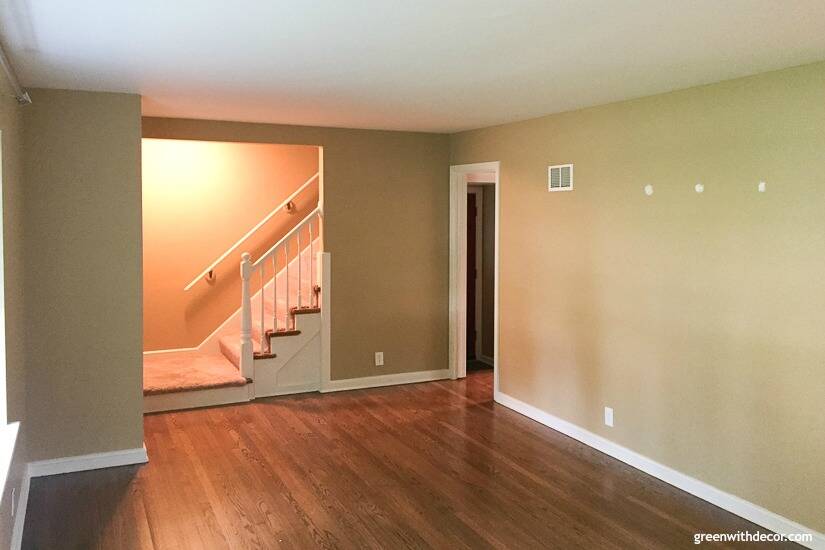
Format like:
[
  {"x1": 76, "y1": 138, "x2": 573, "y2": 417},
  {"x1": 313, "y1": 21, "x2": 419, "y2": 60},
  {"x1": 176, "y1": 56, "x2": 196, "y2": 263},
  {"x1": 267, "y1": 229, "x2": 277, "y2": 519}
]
[{"x1": 143, "y1": 352, "x2": 247, "y2": 396}]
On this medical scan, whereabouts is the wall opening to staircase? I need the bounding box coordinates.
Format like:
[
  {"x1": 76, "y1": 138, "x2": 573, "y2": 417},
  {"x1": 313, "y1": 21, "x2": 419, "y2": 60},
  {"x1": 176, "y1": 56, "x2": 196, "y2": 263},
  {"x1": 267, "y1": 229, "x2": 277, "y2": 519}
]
[{"x1": 141, "y1": 139, "x2": 325, "y2": 411}]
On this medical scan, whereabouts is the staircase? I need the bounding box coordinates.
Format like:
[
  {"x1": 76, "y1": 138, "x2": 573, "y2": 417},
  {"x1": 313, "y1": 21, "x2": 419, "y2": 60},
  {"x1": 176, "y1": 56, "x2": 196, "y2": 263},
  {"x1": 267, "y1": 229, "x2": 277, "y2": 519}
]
[
  {"x1": 143, "y1": 176, "x2": 326, "y2": 413},
  {"x1": 218, "y1": 235, "x2": 320, "y2": 368}
]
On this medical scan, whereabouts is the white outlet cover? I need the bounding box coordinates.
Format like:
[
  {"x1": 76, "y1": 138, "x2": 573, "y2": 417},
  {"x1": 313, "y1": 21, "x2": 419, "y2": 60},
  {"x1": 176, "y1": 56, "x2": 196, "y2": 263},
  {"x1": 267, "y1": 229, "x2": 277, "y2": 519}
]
[
  {"x1": 374, "y1": 352, "x2": 384, "y2": 366},
  {"x1": 604, "y1": 407, "x2": 614, "y2": 427},
  {"x1": 758, "y1": 181, "x2": 767, "y2": 192},
  {"x1": 695, "y1": 183, "x2": 704, "y2": 193},
  {"x1": 644, "y1": 184, "x2": 654, "y2": 196}
]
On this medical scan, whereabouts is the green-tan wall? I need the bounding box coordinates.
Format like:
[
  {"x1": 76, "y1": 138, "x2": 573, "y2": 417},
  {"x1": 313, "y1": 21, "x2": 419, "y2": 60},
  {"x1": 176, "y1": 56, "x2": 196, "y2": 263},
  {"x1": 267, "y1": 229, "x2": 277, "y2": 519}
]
[
  {"x1": 142, "y1": 118, "x2": 450, "y2": 381},
  {"x1": 0, "y1": 77, "x2": 28, "y2": 549},
  {"x1": 450, "y1": 61, "x2": 825, "y2": 532},
  {"x1": 22, "y1": 89, "x2": 144, "y2": 460}
]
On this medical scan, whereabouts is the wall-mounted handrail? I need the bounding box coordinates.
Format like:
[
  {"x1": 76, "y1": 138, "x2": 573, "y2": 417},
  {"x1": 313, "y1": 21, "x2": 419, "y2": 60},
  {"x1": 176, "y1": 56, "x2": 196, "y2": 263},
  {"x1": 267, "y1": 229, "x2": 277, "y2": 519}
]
[{"x1": 183, "y1": 171, "x2": 320, "y2": 291}]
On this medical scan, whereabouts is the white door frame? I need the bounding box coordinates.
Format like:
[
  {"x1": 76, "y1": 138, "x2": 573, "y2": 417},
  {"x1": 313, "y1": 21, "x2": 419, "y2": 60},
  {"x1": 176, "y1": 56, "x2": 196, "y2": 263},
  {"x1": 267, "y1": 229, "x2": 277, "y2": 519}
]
[{"x1": 449, "y1": 161, "x2": 500, "y2": 396}]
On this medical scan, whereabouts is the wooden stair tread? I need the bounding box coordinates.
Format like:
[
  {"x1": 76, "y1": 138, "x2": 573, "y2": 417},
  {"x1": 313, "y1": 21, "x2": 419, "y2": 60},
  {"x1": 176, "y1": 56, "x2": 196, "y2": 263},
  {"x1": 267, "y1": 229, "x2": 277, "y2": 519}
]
[{"x1": 267, "y1": 329, "x2": 301, "y2": 338}]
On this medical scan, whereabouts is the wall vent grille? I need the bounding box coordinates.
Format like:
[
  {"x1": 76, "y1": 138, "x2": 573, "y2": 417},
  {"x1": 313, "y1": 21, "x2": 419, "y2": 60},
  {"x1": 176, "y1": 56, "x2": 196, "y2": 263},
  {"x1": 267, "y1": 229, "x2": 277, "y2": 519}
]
[{"x1": 548, "y1": 164, "x2": 573, "y2": 192}]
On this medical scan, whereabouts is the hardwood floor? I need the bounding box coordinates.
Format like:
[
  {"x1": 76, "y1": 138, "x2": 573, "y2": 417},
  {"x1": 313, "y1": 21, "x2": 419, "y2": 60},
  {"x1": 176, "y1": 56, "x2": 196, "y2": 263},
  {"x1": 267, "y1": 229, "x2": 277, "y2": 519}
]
[{"x1": 23, "y1": 371, "x2": 796, "y2": 549}]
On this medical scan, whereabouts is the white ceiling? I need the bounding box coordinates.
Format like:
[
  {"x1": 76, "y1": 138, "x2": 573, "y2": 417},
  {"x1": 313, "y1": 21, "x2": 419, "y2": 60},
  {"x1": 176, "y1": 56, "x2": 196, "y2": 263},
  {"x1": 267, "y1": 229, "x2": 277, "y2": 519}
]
[{"x1": 2, "y1": 1, "x2": 825, "y2": 133}]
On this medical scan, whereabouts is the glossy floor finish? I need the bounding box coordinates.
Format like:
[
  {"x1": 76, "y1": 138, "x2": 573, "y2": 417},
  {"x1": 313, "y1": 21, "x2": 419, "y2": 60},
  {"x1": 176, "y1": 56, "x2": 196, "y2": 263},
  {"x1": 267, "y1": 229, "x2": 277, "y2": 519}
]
[{"x1": 23, "y1": 371, "x2": 795, "y2": 549}]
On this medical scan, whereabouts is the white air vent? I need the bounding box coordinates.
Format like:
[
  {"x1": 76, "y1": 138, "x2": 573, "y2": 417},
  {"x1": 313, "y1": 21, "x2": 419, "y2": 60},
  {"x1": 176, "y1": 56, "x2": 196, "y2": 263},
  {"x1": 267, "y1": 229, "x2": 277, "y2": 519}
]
[{"x1": 548, "y1": 164, "x2": 573, "y2": 192}]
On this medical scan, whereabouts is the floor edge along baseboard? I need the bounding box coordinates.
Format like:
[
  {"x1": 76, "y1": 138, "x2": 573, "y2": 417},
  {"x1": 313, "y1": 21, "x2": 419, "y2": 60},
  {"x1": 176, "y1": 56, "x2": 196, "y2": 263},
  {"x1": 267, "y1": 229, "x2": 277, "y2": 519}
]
[
  {"x1": 27, "y1": 445, "x2": 149, "y2": 478},
  {"x1": 494, "y1": 391, "x2": 824, "y2": 550}
]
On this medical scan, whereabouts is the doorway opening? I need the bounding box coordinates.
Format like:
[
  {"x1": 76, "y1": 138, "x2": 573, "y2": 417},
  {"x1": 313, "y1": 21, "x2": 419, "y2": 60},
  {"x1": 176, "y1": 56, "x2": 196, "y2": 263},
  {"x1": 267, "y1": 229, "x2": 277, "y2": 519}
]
[
  {"x1": 449, "y1": 162, "x2": 499, "y2": 398},
  {"x1": 141, "y1": 139, "x2": 325, "y2": 412}
]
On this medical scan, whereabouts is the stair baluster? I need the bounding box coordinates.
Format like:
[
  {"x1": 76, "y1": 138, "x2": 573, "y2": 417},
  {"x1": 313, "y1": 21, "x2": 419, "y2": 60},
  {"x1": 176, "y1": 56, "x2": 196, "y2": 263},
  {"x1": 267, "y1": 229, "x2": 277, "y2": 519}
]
[
  {"x1": 271, "y1": 254, "x2": 278, "y2": 332},
  {"x1": 285, "y1": 238, "x2": 291, "y2": 330},
  {"x1": 260, "y1": 265, "x2": 266, "y2": 352},
  {"x1": 309, "y1": 220, "x2": 314, "y2": 307},
  {"x1": 297, "y1": 230, "x2": 302, "y2": 309},
  {"x1": 239, "y1": 253, "x2": 254, "y2": 378}
]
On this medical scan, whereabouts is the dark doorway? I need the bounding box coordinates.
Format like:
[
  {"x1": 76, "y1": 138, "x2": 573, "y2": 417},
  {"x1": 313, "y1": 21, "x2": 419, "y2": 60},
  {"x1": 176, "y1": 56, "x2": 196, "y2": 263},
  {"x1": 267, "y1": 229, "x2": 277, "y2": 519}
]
[{"x1": 466, "y1": 193, "x2": 477, "y2": 358}]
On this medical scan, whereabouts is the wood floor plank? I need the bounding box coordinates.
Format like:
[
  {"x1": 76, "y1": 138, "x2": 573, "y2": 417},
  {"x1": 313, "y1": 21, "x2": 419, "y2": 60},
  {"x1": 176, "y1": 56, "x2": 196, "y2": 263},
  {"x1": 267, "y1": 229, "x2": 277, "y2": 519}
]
[{"x1": 22, "y1": 371, "x2": 800, "y2": 549}]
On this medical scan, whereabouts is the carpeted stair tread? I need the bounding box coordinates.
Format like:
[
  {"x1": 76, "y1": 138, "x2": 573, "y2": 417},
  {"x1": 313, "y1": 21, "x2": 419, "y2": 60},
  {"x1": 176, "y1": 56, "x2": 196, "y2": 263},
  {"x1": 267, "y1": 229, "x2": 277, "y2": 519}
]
[{"x1": 143, "y1": 353, "x2": 247, "y2": 395}]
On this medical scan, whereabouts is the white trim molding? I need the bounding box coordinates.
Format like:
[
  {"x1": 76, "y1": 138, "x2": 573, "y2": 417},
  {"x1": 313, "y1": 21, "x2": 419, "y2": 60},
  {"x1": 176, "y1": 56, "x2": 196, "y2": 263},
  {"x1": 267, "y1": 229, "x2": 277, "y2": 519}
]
[
  {"x1": 143, "y1": 347, "x2": 198, "y2": 356},
  {"x1": 495, "y1": 391, "x2": 825, "y2": 550},
  {"x1": 449, "y1": 161, "x2": 500, "y2": 396},
  {"x1": 319, "y1": 252, "x2": 332, "y2": 392},
  {"x1": 27, "y1": 445, "x2": 148, "y2": 478},
  {"x1": 10, "y1": 467, "x2": 29, "y2": 550},
  {"x1": 144, "y1": 384, "x2": 252, "y2": 414},
  {"x1": 322, "y1": 369, "x2": 450, "y2": 393},
  {"x1": 12, "y1": 445, "x2": 150, "y2": 549}
]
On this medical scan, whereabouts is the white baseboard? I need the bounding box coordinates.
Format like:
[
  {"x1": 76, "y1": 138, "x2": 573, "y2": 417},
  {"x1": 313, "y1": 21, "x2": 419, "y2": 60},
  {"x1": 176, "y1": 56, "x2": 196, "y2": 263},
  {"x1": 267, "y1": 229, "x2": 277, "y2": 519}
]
[
  {"x1": 494, "y1": 391, "x2": 824, "y2": 550},
  {"x1": 144, "y1": 383, "x2": 252, "y2": 413},
  {"x1": 477, "y1": 355, "x2": 494, "y2": 366},
  {"x1": 27, "y1": 445, "x2": 148, "y2": 478},
  {"x1": 11, "y1": 445, "x2": 149, "y2": 549},
  {"x1": 322, "y1": 369, "x2": 451, "y2": 393},
  {"x1": 10, "y1": 467, "x2": 30, "y2": 550},
  {"x1": 255, "y1": 381, "x2": 320, "y2": 399},
  {"x1": 143, "y1": 347, "x2": 198, "y2": 356}
]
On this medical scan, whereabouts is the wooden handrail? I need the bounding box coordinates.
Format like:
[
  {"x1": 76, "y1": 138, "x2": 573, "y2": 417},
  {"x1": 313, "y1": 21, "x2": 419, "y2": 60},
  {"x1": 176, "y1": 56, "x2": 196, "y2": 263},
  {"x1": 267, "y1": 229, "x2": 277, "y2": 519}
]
[{"x1": 183, "y1": 172, "x2": 319, "y2": 291}]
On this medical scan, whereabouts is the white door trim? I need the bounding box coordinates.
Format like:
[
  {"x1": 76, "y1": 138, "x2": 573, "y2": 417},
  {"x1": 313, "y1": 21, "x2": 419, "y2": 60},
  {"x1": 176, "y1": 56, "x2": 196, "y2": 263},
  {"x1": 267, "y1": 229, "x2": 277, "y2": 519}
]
[{"x1": 448, "y1": 161, "x2": 500, "y2": 396}]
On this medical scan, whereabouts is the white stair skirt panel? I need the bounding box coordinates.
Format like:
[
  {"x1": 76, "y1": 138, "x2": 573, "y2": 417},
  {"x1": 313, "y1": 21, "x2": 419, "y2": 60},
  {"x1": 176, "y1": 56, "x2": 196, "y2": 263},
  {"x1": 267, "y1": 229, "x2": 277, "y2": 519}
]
[
  {"x1": 254, "y1": 311, "x2": 322, "y2": 397},
  {"x1": 144, "y1": 383, "x2": 253, "y2": 414}
]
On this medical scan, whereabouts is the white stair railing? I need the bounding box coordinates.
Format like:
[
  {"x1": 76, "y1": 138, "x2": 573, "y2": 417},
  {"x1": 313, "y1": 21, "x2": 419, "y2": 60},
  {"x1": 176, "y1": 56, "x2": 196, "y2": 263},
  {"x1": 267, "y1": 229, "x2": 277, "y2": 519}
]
[{"x1": 239, "y1": 206, "x2": 322, "y2": 377}]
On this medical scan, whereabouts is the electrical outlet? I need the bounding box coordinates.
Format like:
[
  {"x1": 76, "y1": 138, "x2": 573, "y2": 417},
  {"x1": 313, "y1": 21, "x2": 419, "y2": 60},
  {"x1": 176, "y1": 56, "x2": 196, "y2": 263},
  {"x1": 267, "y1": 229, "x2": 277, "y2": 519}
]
[
  {"x1": 374, "y1": 352, "x2": 384, "y2": 366},
  {"x1": 604, "y1": 407, "x2": 614, "y2": 427}
]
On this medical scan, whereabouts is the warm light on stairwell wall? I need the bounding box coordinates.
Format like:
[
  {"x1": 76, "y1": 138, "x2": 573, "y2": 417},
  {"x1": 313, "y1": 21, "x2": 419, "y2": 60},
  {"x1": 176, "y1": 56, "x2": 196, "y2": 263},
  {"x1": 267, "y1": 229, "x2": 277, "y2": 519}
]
[{"x1": 142, "y1": 138, "x2": 320, "y2": 351}]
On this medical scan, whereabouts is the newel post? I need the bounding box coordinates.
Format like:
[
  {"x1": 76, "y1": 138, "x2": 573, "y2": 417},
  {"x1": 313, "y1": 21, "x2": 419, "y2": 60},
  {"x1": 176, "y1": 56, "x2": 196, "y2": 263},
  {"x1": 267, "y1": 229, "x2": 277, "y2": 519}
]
[{"x1": 240, "y1": 252, "x2": 254, "y2": 379}]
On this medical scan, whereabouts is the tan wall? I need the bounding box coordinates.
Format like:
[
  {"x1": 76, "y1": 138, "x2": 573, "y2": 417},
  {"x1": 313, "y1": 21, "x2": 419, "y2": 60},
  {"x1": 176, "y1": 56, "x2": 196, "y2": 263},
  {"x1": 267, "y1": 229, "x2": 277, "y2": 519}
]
[
  {"x1": 143, "y1": 118, "x2": 450, "y2": 380},
  {"x1": 450, "y1": 61, "x2": 825, "y2": 532},
  {"x1": 481, "y1": 185, "x2": 495, "y2": 358},
  {"x1": 143, "y1": 139, "x2": 318, "y2": 350},
  {"x1": 23, "y1": 89, "x2": 144, "y2": 460},
  {"x1": 0, "y1": 78, "x2": 28, "y2": 548}
]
